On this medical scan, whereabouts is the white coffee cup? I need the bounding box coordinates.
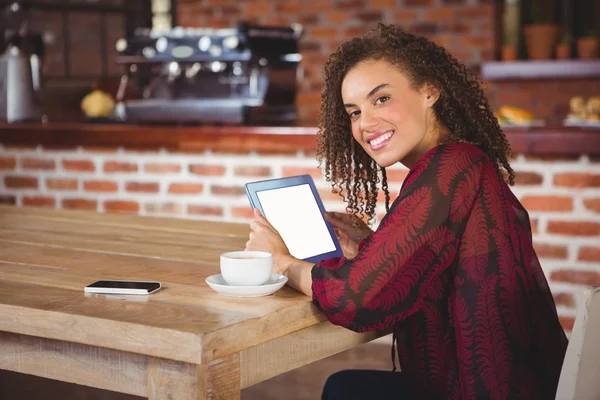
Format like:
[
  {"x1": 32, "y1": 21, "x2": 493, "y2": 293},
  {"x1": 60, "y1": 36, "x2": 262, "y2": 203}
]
[{"x1": 220, "y1": 251, "x2": 273, "y2": 286}]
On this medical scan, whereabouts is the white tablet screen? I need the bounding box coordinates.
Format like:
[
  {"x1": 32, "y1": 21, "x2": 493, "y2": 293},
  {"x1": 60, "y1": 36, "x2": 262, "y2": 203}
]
[{"x1": 256, "y1": 184, "x2": 337, "y2": 260}]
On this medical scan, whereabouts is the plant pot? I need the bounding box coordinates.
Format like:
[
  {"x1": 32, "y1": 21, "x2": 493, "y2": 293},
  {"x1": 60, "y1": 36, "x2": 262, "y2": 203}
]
[
  {"x1": 577, "y1": 38, "x2": 599, "y2": 59},
  {"x1": 502, "y1": 46, "x2": 517, "y2": 61},
  {"x1": 524, "y1": 24, "x2": 560, "y2": 60},
  {"x1": 556, "y1": 44, "x2": 571, "y2": 60}
]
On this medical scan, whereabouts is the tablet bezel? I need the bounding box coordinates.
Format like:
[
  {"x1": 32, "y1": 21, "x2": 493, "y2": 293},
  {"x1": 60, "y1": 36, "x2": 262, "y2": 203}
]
[{"x1": 245, "y1": 174, "x2": 344, "y2": 264}]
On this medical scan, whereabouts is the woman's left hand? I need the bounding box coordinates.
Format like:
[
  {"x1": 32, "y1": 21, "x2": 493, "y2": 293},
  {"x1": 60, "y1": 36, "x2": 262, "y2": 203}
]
[{"x1": 245, "y1": 208, "x2": 291, "y2": 274}]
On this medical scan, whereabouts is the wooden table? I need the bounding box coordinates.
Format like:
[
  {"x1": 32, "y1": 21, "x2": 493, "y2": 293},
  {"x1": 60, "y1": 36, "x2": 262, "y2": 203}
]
[{"x1": 0, "y1": 205, "x2": 378, "y2": 399}]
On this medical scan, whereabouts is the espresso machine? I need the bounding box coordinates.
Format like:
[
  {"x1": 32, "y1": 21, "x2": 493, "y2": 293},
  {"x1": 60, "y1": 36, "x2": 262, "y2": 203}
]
[
  {"x1": 0, "y1": 1, "x2": 43, "y2": 123},
  {"x1": 115, "y1": 22, "x2": 303, "y2": 125}
]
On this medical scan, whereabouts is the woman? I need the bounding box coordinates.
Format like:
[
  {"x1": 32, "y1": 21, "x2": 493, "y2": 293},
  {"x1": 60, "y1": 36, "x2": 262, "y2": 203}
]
[{"x1": 245, "y1": 24, "x2": 567, "y2": 399}]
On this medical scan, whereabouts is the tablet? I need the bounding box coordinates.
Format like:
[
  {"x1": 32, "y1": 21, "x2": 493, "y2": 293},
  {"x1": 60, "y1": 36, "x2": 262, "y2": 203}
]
[{"x1": 245, "y1": 174, "x2": 343, "y2": 264}]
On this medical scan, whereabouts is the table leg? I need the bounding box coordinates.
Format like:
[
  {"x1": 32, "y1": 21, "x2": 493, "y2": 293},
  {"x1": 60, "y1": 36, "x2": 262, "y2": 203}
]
[{"x1": 148, "y1": 353, "x2": 240, "y2": 400}]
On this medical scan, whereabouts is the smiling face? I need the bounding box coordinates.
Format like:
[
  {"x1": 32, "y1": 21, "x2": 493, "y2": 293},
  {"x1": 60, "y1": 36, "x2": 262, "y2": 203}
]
[{"x1": 341, "y1": 59, "x2": 443, "y2": 169}]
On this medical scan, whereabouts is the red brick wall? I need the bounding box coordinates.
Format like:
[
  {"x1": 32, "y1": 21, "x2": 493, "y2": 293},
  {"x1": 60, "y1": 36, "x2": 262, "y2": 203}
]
[{"x1": 177, "y1": 0, "x2": 600, "y2": 124}]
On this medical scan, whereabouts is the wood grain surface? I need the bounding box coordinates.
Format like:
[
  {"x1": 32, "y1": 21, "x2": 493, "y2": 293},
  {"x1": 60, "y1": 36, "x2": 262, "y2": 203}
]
[{"x1": 0, "y1": 205, "x2": 379, "y2": 399}]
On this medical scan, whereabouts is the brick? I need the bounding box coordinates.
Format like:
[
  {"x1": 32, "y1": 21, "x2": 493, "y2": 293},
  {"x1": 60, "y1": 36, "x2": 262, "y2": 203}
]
[
  {"x1": 554, "y1": 173, "x2": 600, "y2": 188},
  {"x1": 578, "y1": 247, "x2": 600, "y2": 262},
  {"x1": 338, "y1": 0, "x2": 365, "y2": 8},
  {"x1": 405, "y1": 0, "x2": 433, "y2": 5},
  {"x1": 385, "y1": 169, "x2": 409, "y2": 182},
  {"x1": 104, "y1": 200, "x2": 139, "y2": 213},
  {"x1": 46, "y1": 179, "x2": 78, "y2": 191},
  {"x1": 4, "y1": 176, "x2": 38, "y2": 189},
  {"x1": 429, "y1": 35, "x2": 453, "y2": 48},
  {"x1": 23, "y1": 196, "x2": 55, "y2": 208},
  {"x1": 426, "y1": 7, "x2": 456, "y2": 21},
  {"x1": 547, "y1": 221, "x2": 600, "y2": 236},
  {"x1": 520, "y1": 196, "x2": 573, "y2": 212},
  {"x1": 220, "y1": 5, "x2": 239, "y2": 15},
  {"x1": 276, "y1": 1, "x2": 301, "y2": 13},
  {"x1": 584, "y1": 198, "x2": 600, "y2": 213},
  {"x1": 145, "y1": 202, "x2": 184, "y2": 215},
  {"x1": 357, "y1": 11, "x2": 383, "y2": 22},
  {"x1": 318, "y1": 188, "x2": 346, "y2": 202},
  {"x1": 461, "y1": 36, "x2": 494, "y2": 49},
  {"x1": 394, "y1": 10, "x2": 418, "y2": 21},
  {"x1": 125, "y1": 182, "x2": 160, "y2": 193},
  {"x1": 0, "y1": 195, "x2": 16, "y2": 205},
  {"x1": 300, "y1": 41, "x2": 323, "y2": 52},
  {"x1": 559, "y1": 316, "x2": 575, "y2": 332},
  {"x1": 533, "y1": 243, "x2": 568, "y2": 259},
  {"x1": 168, "y1": 183, "x2": 204, "y2": 194},
  {"x1": 103, "y1": 161, "x2": 138, "y2": 173},
  {"x1": 306, "y1": 0, "x2": 334, "y2": 11},
  {"x1": 370, "y1": 0, "x2": 396, "y2": 8},
  {"x1": 234, "y1": 166, "x2": 272, "y2": 177},
  {"x1": 187, "y1": 205, "x2": 224, "y2": 216},
  {"x1": 245, "y1": 3, "x2": 270, "y2": 16},
  {"x1": 62, "y1": 159, "x2": 95, "y2": 172},
  {"x1": 0, "y1": 157, "x2": 16, "y2": 170},
  {"x1": 310, "y1": 27, "x2": 337, "y2": 39},
  {"x1": 62, "y1": 198, "x2": 97, "y2": 211},
  {"x1": 189, "y1": 164, "x2": 226, "y2": 176},
  {"x1": 513, "y1": 171, "x2": 543, "y2": 186},
  {"x1": 410, "y1": 22, "x2": 439, "y2": 35},
  {"x1": 21, "y1": 157, "x2": 56, "y2": 170},
  {"x1": 530, "y1": 218, "x2": 538, "y2": 234},
  {"x1": 211, "y1": 185, "x2": 246, "y2": 196},
  {"x1": 231, "y1": 207, "x2": 255, "y2": 219},
  {"x1": 458, "y1": 5, "x2": 494, "y2": 19},
  {"x1": 144, "y1": 163, "x2": 181, "y2": 173},
  {"x1": 301, "y1": 14, "x2": 319, "y2": 25},
  {"x1": 297, "y1": 92, "x2": 322, "y2": 106},
  {"x1": 447, "y1": 23, "x2": 471, "y2": 34},
  {"x1": 553, "y1": 293, "x2": 576, "y2": 308},
  {"x1": 84, "y1": 181, "x2": 118, "y2": 192},
  {"x1": 282, "y1": 167, "x2": 322, "y2": 179},
  {"x1": 551, "y1": 269, "x2": 600, "y2": 286}
]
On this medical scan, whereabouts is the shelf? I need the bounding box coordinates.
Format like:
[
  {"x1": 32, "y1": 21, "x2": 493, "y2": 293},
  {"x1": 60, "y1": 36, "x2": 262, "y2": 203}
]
[
  {"x1": 0, "y1": 123, "x2": 599, "y2": 155},
  {"x1": 480, "y1": 60, "x2": 600, "y2": 81}
]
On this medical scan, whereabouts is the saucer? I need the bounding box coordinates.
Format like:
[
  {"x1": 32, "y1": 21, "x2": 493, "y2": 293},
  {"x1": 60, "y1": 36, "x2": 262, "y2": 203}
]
[{"x1": 205, "y1": 273, "x2": 288, "y2": 297}]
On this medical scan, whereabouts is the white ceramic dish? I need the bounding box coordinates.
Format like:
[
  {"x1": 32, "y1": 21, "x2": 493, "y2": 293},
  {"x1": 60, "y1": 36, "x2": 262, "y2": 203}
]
[{"x1": 205, "y1": 273, "x2": 288, "y2": 297}]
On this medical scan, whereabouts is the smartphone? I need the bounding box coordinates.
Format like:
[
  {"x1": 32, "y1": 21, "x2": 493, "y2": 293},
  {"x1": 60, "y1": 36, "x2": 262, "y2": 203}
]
[{"x1": 84, "y1": 280, "x2": 161, "y2": 295}]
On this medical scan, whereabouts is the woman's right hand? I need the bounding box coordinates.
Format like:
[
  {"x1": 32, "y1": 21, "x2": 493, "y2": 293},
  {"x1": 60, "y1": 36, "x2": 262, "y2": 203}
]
[{"x1": 325, "y1": 212, "x2": 373, "y2": 258}]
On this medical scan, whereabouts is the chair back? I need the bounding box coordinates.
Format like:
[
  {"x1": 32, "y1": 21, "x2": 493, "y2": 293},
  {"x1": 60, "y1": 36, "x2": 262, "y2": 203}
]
[{"x1": 556, "y1": 286, "x2": 600, "y2": 400}]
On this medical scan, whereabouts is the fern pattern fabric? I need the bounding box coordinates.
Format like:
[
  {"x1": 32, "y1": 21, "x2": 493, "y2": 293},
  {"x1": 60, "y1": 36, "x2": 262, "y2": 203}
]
[{"x1": 311, "y1": 143, "x2": 567, "y2": 399}]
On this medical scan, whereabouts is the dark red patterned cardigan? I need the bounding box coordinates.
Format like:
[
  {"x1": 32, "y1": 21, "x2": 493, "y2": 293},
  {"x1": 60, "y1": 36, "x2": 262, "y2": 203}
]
[{"x1": 312, "y1": 143, "x2": 567, "y2": 399}]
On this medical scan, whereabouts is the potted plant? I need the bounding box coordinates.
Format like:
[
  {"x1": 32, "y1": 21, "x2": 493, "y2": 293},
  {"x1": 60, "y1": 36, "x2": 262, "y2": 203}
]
[
  {"x1": 524, "y1": 0, "x2": 560, "y2": 60},
  {"x1": 556, "y1": 32, "x2": 573, "y2": 60},
  {"x1": 577, "y1": 30, "x2": 599, "y2": 59}
]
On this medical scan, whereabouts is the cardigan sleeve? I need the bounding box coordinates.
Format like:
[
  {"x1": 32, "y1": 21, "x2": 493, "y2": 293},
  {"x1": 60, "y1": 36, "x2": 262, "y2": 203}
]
[{"x1": 311, "y1": 144, "x2": 486, "y2": 332}]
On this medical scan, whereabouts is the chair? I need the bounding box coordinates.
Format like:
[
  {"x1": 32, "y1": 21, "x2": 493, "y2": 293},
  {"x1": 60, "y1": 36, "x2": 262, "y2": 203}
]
[{"x1": 556, "y1": 286, "x2": 600, "y2": 400}]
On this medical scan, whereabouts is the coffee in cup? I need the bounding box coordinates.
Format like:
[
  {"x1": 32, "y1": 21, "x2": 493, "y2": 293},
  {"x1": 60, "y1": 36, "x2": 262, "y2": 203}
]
[{"x1": 220, "y1": 251, "x2": 272, "y2": 286}]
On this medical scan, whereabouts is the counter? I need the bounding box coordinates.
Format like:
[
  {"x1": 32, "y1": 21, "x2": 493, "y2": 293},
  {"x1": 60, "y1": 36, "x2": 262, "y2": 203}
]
[{"x1": 1, "y1": 122, "x2": 599, "y2": 155}]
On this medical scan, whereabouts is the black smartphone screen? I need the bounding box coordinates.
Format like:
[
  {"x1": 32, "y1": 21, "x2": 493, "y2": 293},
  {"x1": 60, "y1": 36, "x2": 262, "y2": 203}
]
[{"x1": 87, "y1": 280, "x2": 160, "y2": 291}]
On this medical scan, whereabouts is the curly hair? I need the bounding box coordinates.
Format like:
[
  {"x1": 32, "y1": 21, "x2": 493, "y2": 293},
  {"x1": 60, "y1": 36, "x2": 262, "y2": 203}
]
[{"x1": 316, "y1": 23, "x2": 515, "y2": 225}]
